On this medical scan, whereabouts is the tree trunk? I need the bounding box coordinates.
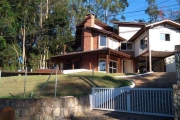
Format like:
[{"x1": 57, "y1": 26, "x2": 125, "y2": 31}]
[
  {"x1": 40, "y1": 55, "x2": 42, "y2": 69},
  {"x1": 13, "y1": 44, "x2": 21, "y2": 69},
  {"x1": 40, "y1": 1, "x2": 42, "y2": 28},
  {"x1": 21, "y1": 26, "x2": 26, "y2": 70},
  {"x1": 46, "y1": 0, "x2": 49, "y2": 19},
  {"x1": 42, "y1": 49, "x2": 46, "y2": 69}
]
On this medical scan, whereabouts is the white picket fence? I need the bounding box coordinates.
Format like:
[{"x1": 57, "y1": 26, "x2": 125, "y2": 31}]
[{"x1": 92, "y1": 87, "x2": 174, "y2": 117}]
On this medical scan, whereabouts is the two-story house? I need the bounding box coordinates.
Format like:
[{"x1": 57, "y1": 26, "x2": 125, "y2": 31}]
[
  {"x1": 50, "y1": 14, "x2": 180, "y2": 73},
  {"x1": 113, "y1": 19, "x2": 180, "y2": 72}
]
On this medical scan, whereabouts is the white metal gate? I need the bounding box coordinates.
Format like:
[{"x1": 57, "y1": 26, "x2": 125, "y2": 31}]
[{"x1": 91, "y1": 87, "x2": 174, "y2": 117}]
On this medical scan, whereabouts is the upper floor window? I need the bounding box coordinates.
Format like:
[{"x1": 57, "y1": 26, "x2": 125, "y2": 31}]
[
  {"x1": 140, "y1": 36, "x2": 147, "y2": 50},
  {"x1": 99, "y1": 35, "x2": 107, "y2": 47},
  {"x1": 160, "y1": 33, "x2": 170, "y2": 41},
  {"x1": 121, "y1": 42, "x2": 133, "y2": 51}
]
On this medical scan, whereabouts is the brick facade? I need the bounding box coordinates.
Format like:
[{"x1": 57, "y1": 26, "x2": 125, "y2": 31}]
[{"x1": 50, "y1": 14, "x2": 135, "y2": 73}]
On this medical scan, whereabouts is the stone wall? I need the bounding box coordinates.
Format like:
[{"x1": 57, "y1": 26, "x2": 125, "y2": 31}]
[
  {"x1": 173, "y1": 84, "x2": 180, "y2": 120},
  {"x1": 0, "y1": 95, "x2": 90, "y2": 120},
  {"x1": 174, "y1": 45, "x2": 180, "y2": 120}
]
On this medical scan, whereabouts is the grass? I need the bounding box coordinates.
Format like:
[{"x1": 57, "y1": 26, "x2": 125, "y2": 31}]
[{"x1": 0, "y1": 72, "x2": 131, "y2": 98}]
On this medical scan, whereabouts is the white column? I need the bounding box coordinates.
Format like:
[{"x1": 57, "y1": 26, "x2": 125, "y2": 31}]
[{"x1": 148, "y1": 29, "x2": 152, "y2": 72}]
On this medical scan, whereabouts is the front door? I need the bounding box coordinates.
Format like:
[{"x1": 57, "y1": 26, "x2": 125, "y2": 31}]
[{"x1": 123, "y1": 60, "x2": 132, "y2": 73}]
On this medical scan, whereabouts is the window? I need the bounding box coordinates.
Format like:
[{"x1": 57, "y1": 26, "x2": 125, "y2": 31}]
[
  {"x1": 99, "y1": 35, "x2": 107, "y2": 47},
  {"x1": 121, "y1": 43, "x2": 126, "y2": 50},
  {"x1": 109, "y1": 38, "x2": 118, "y2": 50},
  {"x1": 160, "y1": 33, "x2": 170, "y2": 41},
  {"x1": 140, "y1": 36, "x2": 147, "y2": 50},
  {"x1": 99, "y1": 59, "x2": 117, "y2": 73},
  {"x1": 127, "y1": 43, "x2": 132, "y2": 50},
  {"x1": 99, "y1": 60, "x2": 106, "y2": 71},
  {"x1": 121, "y1": 43, "x2": 133, "y2": 50},
  {"x1": 109, "y1": 61, "x2": 117, "y2": 73}
]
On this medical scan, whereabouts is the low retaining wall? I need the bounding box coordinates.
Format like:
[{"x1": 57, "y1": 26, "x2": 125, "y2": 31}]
[
  {"x1": 0, "y1": 96, "x2": 90, "y2": 120},
  {"x1": 173, "y1": 84, "x2": 180, "y2": 120}
]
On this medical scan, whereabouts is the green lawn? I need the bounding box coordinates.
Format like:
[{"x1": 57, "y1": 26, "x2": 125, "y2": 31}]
[{"x1": 0, "y1": 72, "x2": 131, "y2": 98}]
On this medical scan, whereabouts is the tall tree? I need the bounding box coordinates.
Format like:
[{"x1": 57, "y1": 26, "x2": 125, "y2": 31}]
[
  {"x1": 174, "y1": 0, "x2": 180, "y2": 23},
  {"x1": 33, "y1": 0, "x2": 73, "y2": 69},
  {"x1": 145, "y1": 0, "x2": 160, "y2": 23},
  {"x1": 69, "y1": 0, "x2": 129, "y2": 30},
  {"x1": 12, "y1": 0, "x2": 39, "y2": 70}
]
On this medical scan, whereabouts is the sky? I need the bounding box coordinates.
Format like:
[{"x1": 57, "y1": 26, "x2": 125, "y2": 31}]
[{"x1": 121, "y1": 0, "x2": 179, "y2": 22}]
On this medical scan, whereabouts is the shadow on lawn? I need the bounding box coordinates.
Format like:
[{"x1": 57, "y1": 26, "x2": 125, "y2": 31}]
[
  {"x1": 4, "y1": 73, "x2": 131, "y2": 98},
  {"x1": 101, "y1": 75, "x2": 131, "y2": 87},
  {"x1": 67, "y1": 74, "x2": 131, "y2": 88},
  {"x1": 34, "y1": 80, "x2": 92, "y2": 97}
]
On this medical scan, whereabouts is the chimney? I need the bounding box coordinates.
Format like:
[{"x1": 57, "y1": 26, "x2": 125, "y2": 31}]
[
  {"x1": 85, "y1": 13, "x2": 95, "y2": 19},
  {"x1": 84, "y1": 13, "x2": 95, "y2": 27}
]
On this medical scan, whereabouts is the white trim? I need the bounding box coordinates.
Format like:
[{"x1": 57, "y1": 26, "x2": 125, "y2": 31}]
[
  {"x1": 99, "y1": 35, "x2": 107, "y2": 48},
  {"x1": 63, "y1": 69, "x2": 91, "y2": 74},
  {"x1": 114, "y1": 71, "x2": 154, "y2": 78},
  {"x1": 146, "y1": 19, "x2": 180, "y2": 28}
]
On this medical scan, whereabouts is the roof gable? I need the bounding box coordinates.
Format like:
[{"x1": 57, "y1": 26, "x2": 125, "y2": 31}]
[
  {"x1": 129, "y1": 19, "x2": 180, "y2": 42},
  {"x1": 146, "y1": 19, "x2": 180, "y2": 29}
]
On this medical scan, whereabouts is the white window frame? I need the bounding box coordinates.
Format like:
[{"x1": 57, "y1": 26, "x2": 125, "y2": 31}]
[
  {"x1": 160, "y1": 33, "x2": 170, "y2": 41},
  {"x1": 109, "y1": 60, "x2": 118, "y2": 73},
  {"x1": 98, "y1": 59, "x2": 106, "y2": 72},
  {"x1": 140, "y1": 36, "x2": 147, "y2": 50},
  {"x1": 99, "y1": 35, "x2": 107, "y2": 48},
  {"x1": 98, "y1": 59, "x2": 118, "y2": 73},
  {"x1": 120, "y1": 42, "x2": 134, "y2": 51}
]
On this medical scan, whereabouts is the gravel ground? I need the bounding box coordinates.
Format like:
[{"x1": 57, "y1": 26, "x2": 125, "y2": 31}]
[{"x1": 72, "y1": 110, "x2": 173, "y2": 120}]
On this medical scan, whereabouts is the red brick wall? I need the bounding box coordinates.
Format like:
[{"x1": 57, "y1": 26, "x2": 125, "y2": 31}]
[
  {"x1": 92, "y1": 54, "x2": 98, "y2": 71},
  {"x1": 81, "y1": 54, "x2": 98, "y2": 71},
  {"x1": 82, "y1": 54, "x2": 90, "y2": 69},
  {"x1": 83, "y1": 29, "x2": 92, "y2": 51},
  {"x1": 98, "y1": 54, "x2": 106, "y2": 58},
  {"x1": 93, "y1": 33, "x2": 99, "y2": 50},
  {"x1": 82, "y1": 14, "x2": 95, "y2": 51}
]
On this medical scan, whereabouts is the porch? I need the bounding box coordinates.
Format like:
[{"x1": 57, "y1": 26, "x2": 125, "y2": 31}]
[{"x1": 50, "y1": 48, "x2": 135, "y2": 73}]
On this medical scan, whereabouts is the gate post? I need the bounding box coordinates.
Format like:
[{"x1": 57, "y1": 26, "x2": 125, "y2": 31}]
[
  {"x1": 173, "y1": 45, "x2": 180, "y2": 119},
  {"x1": 91, "y1": 87, "x2": 95, "y2": 109},
  {"x1": 126, "y1": 88, "x2": 131, "y2": 112}
]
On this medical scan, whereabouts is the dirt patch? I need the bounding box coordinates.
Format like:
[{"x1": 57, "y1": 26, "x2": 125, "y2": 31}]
[{"x1": 126, "y1": 72, "x2": 176, "y2": 88}]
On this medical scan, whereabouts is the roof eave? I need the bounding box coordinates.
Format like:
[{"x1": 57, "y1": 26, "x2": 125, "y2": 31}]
[{"x1": 86, "y1": 26, "x2": 127, "y2": 41}]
